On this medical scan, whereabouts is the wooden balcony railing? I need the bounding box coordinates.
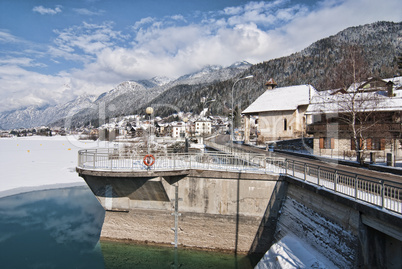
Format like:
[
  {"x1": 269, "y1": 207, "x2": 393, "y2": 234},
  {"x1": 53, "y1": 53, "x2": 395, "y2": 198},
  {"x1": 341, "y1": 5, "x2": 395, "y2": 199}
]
[{"x1": 307, "y1": 123, "x2": 401, "y2": 134}]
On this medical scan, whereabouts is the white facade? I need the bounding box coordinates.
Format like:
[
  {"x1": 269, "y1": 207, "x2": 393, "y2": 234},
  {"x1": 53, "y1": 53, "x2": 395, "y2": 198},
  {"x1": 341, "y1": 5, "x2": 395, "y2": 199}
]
[
  {"x1": 172, "y1": 124, "x2": 186, "y2": 139},
  {"x1": 195, "y1": 120, "x2": 212, "y2": 136},
  {"x1": 242, "y1": 84, "x2": 317, "y2": 143}
]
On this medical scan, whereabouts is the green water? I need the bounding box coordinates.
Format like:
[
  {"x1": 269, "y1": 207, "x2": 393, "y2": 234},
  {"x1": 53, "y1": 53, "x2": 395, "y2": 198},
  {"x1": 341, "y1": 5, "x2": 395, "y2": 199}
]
[{"x1": 102, "y1": 241, "x2": 254, "y2": 269}]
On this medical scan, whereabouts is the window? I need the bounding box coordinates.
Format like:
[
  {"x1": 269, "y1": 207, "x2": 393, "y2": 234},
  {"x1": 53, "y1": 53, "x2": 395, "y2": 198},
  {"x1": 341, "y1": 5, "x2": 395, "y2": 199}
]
[
  {"x1": 284, "y1": 118, "x2": 287, "y2": 131},
  {"x1": 319, "y1": 137, "x2": 334, "y2": 149},
  {"x1": 366, "y1": 138, "x2": 385, "y2": 150}
]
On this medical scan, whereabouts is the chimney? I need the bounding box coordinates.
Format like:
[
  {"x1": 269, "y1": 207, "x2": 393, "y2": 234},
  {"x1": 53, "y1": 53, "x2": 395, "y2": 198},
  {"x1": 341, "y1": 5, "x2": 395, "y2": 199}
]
[
  {"x1": 265, "y1": 78, "x2": 277, "y2": 90},
  {"x1": 386, "y1": 81, "x2": 394, "y2": 97}
]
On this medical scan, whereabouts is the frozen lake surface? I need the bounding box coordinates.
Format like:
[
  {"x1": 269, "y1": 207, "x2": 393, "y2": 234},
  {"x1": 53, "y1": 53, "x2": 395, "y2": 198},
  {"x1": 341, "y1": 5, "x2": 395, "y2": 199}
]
[{"x1": 0, "y1": 136, "x2": 111, "y2": 197}]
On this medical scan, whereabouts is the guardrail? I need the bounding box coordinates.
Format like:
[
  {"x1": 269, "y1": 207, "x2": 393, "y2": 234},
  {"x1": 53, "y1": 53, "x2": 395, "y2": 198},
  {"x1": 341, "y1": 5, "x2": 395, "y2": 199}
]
[
  {"x1": 77, "y1": 146, "x2": 402, "y2": 214},
  {"x1": 283, "y1": 159, "x2": 402, "y2": 214},
  {"x1": 77, "y1": 148, "x2": 285, "y2": 174}
]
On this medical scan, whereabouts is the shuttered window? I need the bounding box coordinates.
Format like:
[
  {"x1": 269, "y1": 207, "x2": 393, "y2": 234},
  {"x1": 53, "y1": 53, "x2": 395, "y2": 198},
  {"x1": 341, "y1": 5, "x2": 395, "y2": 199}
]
[
  {"x1": 365, "y1": 138, "x2": 386, "y2": 150},
  {"x1": 319, "y1": 137, "x2": 334, "y2": 149}
]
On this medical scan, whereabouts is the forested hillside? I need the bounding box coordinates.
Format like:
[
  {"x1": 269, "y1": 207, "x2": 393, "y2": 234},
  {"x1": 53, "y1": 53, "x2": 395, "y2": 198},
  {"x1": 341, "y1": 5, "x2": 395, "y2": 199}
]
[{"x1": 139, "y1": 21, "x2": 401, "y2": 117}]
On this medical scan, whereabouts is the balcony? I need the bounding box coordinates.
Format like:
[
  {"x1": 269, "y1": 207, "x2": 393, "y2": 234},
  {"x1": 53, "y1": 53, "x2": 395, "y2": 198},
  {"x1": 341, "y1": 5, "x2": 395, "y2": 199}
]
[{"x1": 307, "y1": 123, "x2": 402, "y2": 134}]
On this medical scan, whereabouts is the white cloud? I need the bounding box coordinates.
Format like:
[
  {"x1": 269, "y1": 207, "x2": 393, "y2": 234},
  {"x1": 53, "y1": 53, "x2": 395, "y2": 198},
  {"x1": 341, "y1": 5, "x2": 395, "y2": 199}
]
[
  {"x1": 276, "y1": 0, "x2": 402, "y2": 53},
  {"x1": 1, "y1": 0, "x2": 401, "y2": 113},
  {"x1": 51, "y1": 21, "x2": 129, "y2": 58},
  {"x1": 53, "y1": 0, "x2": 402, "y2": 90},
  {"x1": 0, "y1": 30, "x2": 20, "y2": 43},
  {"x1": 0, "y1": 57, "x2": 46, "y2": 67},
  {"x1": 0, "y1": 65, "x2": 70, "y2": 112},
  {"x1": 132, "y1": 17, "x2": 155, "y2": 30},
  {"x1": 72, "y1": 8, "x2": 104, "y2": 16},
  {"x1": 32, "y1": 5, "x2": 62, "y2": 15}
]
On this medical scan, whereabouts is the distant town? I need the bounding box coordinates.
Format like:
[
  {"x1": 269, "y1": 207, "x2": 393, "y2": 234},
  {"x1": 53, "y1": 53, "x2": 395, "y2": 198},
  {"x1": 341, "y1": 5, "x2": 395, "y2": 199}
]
[{"x1": 2, "y1": 75, "x2": 402, "y2": 166}]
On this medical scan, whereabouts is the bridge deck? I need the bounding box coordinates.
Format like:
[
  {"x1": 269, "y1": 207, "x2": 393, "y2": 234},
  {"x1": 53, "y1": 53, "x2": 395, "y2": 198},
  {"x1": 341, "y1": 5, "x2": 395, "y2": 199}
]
[{"x1": 77, "y1": 148, "x2": 402, "y2": 215}]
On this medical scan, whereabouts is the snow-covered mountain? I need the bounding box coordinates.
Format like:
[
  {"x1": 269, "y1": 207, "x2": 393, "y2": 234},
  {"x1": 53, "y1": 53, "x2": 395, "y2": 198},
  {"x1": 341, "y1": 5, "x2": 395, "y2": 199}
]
[
  {"x1": 0, "y1": 94, "x2": 96, "y2": 130},
  {"x1": 137, "y1": 76, "x2": 173, "y2": 88},
  {"x1": 176, "y1": 61, "x2": 251, "y2": 85},
  {"x1": 0, "y1": 61, "x2": 250, "y2": 129}
]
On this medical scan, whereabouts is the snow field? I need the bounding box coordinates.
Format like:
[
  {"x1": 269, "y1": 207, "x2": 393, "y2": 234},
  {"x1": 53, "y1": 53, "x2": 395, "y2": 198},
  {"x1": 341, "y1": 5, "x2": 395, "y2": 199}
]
[{"x1": 0, "y1": 136, "x2": 111, "y2": 198}]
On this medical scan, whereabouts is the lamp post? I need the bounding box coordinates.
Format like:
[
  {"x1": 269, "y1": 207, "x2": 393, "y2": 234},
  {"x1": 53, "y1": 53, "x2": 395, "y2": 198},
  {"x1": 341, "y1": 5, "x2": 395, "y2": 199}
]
[
  {"x1": 183, "y1": 117, "x2": 188, "y2": 152},
  {"x1": 231, "y1": 75, "x2": 253, "y2": 150},
  {"x1": 146, "y1": 107, "x2": 153, "y2": 154}
]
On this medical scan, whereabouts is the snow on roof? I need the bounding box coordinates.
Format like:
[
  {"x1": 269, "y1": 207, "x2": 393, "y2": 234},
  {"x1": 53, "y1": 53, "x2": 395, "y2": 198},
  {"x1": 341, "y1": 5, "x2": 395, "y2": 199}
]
[
  {"x1": 306, "y1": 77, "x2": 402, "y2": 115},
  {"x1": 242, "y1": 84, "x2": 317, "y2": 114}
]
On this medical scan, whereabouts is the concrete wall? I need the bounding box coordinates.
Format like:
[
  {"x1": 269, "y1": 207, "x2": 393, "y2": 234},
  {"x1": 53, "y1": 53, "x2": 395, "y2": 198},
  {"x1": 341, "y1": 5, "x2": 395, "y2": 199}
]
[
  {"x1": 280, "y1": 176, "x2": 402, "y2": 269},
  {"x1": 82, "y1": 171, "x2": 285, "y2": 254},
  {"x1": 79, "y1": 170, "x2": 401, "y2": 267}
]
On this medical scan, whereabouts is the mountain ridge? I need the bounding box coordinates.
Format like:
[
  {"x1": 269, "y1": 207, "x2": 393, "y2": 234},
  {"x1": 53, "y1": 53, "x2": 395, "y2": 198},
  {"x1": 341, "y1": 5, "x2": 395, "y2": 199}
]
[{"x1": 1, "y1": 21, "x2": 400, "y2": 129}]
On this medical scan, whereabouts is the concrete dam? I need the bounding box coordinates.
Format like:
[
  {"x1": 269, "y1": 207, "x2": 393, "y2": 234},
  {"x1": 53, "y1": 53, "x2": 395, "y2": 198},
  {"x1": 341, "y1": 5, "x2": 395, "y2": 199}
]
[{"x1": 77, "y1": 148, "x2": 402, "y2": 268}]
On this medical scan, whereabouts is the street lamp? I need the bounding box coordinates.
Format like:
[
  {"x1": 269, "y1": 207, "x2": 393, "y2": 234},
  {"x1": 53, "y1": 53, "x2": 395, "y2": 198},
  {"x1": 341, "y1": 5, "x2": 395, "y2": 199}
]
[
  {"x1": 183, "y1": 117, "x2": 189, "y2": 152},
  {"x1": 231, "y1": 75, "x2": 253, "y2": 150},
  {"x1": 146, "y1": 107, "x2": 153, "y2": 154}
]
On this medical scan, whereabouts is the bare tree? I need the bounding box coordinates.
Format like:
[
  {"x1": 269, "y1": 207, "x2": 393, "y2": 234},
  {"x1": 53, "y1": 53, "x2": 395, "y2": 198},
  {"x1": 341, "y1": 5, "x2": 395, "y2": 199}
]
[
  {"x1": 317, "y1": 45, "x2": 385, "y2": 164},
  {"x1": 326, "y1": 45, "x2": 370, "y2": 90},
  {"x1": 338, "y1": 84, "x2": 385, "y2": 164}
]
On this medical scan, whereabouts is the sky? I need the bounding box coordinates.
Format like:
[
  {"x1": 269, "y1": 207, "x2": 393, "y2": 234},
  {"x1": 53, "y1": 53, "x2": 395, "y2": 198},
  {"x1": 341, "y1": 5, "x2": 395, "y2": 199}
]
[{"x1": 0, "y1": 0, "x2": 401, "y2": 113}]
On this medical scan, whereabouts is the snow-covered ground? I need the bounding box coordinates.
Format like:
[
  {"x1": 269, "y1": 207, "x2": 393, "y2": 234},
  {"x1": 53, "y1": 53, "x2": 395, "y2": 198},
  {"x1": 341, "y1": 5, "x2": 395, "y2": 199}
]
[
  {"x1": 255, "y1": 235, "x2": 337, "y2": 269},
  {"x1": 0, "y1": 135, "x2": 112, "y2": 198}
]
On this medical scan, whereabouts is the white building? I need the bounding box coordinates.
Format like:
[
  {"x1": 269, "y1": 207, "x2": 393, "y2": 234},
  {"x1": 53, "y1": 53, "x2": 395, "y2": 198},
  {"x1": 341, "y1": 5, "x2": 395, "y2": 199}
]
[
  {"x1": 195, "y1": 120, "x2": 212, "y2": 136},
  {"x1": 242, "y1": 79, "x2": 317, "y2": 143},
  {"x1": 172, "y1": 122, "x2": 186, "y2": 139}
]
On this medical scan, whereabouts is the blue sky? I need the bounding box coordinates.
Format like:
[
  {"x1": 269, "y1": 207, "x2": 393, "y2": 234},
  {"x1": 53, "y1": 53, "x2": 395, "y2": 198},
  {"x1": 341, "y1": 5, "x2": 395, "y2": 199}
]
[{"x1": 0, "y1": 0, "x2": 401, "y2": 113}]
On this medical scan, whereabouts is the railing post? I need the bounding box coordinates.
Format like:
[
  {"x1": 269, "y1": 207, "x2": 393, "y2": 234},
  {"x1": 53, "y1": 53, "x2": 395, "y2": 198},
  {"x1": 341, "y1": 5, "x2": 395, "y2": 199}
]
[
  {"x1": 304, "y1": 163, "x2": 307, "y2": 181},
  {"x1": 381, "y1": 180, "x2": 385, "y2": 209},
  {"x1": 110, "y1": 154, "x2": 113, "y2": 171},
  {"x1": 317, "y1": 166, "x2": 320, "y2": 186},
  {"x1": 355, "y1": 175, "x2": 358, "y2": 199},
  {"x1": 285, "y1": 159, "x2": 288, "y2": 175},
  {"x1": 93, "y1": 150, "x2": 96, "y2": 169},
  {"x1": 334, "y1": 170, "x2": 338, "y2": 192},
  {"x1": 292, "y1": 160, "x2": 295, "y2": 177}
]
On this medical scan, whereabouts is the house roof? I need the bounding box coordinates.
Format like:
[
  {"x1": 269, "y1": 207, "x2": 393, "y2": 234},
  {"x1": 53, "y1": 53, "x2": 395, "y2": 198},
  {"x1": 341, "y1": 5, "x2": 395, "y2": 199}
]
[
  {"x1": 242, "y1": 84, "x2": 316, "y2": 114},
  {"x1": 306, "y1": 76, "x2": 402, "y2": 114}
]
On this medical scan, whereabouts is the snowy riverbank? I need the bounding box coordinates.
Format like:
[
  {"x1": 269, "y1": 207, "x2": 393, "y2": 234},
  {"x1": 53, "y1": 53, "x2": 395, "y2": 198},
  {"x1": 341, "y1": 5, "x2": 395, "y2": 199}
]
[{"x1": 0, "y1": 136, "x2": 112, "y2": 198}]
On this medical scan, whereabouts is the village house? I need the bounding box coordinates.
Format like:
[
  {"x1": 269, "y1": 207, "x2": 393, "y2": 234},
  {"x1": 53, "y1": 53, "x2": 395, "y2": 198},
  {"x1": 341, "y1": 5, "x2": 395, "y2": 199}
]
[
  {"x1": 172, "y1": 122, "x2": 186, "y2": 139},
  {"x1": 195, "y1": 119, "x2": 212, "y2": 136},
  {"x1": 242, "y1": 78, "x2": 317, "y2": 144},
  {"x1": 305, "y1": 76, "x2": 402, "y2": 161}
]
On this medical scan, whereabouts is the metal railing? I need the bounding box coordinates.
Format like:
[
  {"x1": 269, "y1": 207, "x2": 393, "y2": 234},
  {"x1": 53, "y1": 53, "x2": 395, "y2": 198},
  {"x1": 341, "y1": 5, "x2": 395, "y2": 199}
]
[
  {"x1": 77, "y1": 148, "x2": 285, "y2": 174},
  {"x1": 283, "y1": 159, "x2": 402, "y2": 214},
  {"x1": 77, "y1": 146, "x2": 402, "y2": 214}
]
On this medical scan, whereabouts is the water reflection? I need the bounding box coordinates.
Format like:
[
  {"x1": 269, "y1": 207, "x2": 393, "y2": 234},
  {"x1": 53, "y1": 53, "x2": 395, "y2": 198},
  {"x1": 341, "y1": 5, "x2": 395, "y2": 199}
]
[
  {"x1": 0, "y1": 186, "x2": 105, "y2": 269},
  {"x1": 0, "y1": 186, "x2": 255, "y2": 268}
]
